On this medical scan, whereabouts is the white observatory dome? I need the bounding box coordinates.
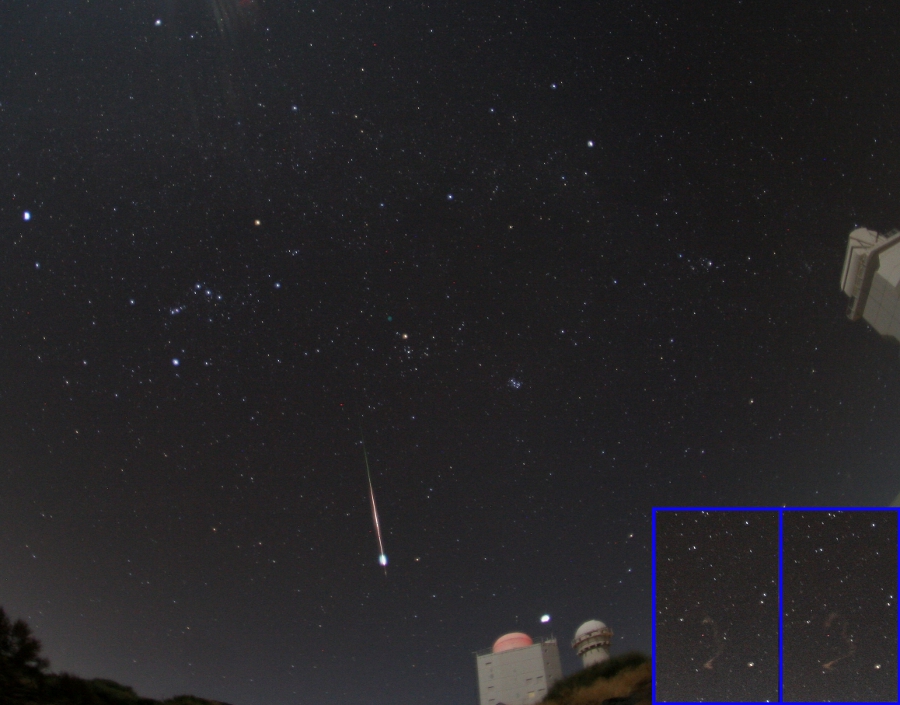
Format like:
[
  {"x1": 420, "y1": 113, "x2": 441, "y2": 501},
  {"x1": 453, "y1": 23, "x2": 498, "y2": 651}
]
[{"x1": 572, "y1": 620, "x2": 613, "y2": 668}]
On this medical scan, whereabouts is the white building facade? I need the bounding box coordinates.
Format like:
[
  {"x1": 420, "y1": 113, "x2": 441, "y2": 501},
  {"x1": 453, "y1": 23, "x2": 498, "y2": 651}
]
[{"x1": 476, "y1": 633, "x2": 563, "y2": 705}]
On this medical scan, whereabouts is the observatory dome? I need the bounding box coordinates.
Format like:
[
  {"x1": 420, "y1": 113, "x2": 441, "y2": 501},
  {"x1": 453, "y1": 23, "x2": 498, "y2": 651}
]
[
  {"x1": 492, "y1": 632, "x2": 534, "y2": 653},
  {"x1": 574, "y1": 619, "x2": 609, "y2": 641},
  {"x1": 572, "y1": 620, "x2": 613, "y2": 668}
]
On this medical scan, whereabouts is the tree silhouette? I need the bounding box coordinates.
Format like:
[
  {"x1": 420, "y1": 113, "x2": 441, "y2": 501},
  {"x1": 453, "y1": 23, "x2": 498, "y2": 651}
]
[{"x1": 0, "y1": 605, "x2": 49, "y2": 701}]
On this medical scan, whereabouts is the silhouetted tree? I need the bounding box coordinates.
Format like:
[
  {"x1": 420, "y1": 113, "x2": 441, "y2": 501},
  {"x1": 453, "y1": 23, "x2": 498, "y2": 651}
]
[{"x1": 0, "y1": 606, "x2": 49, "y2": 702}]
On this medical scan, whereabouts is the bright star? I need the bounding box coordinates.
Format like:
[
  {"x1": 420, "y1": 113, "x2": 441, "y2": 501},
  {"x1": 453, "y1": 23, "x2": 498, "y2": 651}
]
[{"x1": 23, "y1": 211, "x2": 30, "y2": 221}]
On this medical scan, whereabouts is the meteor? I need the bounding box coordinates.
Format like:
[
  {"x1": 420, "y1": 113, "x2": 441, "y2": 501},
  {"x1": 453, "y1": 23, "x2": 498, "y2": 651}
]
[{"x1": 360, "y1": 430, "x2": 388, "y2": 574}]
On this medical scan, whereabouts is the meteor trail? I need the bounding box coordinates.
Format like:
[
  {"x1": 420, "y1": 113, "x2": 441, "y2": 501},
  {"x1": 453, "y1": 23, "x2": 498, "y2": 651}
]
[{"x1": 360, "y1": 430, "x2": 388, "y2": 574}]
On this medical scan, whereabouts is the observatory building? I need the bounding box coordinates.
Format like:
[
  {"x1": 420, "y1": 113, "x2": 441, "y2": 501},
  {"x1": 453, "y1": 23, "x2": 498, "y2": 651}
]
[
  {"x1": 841, "y1": 227, "x2": 900, "y2": 343},
  {"x1": 475, "y1": 632, "x2": 563, "y2": 705},
  {"x1": 841, "y1": 228, "x2": 900, "y2": 507},
  {"x1": 572, "y1": 620, "x2": 613, "y2": 667}
]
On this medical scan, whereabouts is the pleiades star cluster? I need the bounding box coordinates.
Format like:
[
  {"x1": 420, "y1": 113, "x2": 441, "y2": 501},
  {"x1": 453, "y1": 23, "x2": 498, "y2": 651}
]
[{"x1": 3, "y1": 1, "x2": 900, "y2": 704}]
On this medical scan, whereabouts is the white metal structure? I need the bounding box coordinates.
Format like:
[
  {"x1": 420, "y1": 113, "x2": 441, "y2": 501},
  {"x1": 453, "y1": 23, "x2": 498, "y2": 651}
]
[
  {"x1": 841, "y1": 227, "x2": 900, "y2": 342},
  {"x1": 572, "y1": 620, "x2": 613, "y2": 668}
]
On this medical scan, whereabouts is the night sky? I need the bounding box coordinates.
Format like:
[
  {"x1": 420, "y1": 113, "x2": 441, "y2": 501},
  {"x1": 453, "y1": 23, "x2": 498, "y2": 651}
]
[
  {"x1": 655, "y1": 510, "x2": 780, "y2": 702},
  {"x1": 783, "y1": 510, "x2": 897, "y2": 702},
  {"x1": 3, "y1": 1, "x2": 900, "y2": 704}
]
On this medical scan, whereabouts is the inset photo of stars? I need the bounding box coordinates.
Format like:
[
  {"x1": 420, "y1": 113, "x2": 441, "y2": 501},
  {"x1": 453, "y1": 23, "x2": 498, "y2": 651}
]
[
  {"x1": 655, "y1": 509, "x2": 780, "y2": 702},
  {"x1": 782, "y1": 510, "x2": 898, "y2": 702}
]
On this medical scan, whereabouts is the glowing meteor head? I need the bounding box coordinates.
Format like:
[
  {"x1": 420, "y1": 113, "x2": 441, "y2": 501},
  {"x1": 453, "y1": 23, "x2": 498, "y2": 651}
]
[{"x1": 378, "y1": 554, "x2": 388, "y2": 566}]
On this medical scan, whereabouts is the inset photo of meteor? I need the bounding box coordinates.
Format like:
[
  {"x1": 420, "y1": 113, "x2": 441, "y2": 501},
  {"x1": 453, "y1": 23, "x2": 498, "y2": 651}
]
[
  {"x1": 782, "y1": 510, "x2": 898, "y2": 702},
  {"x1": 654, "y1": 509, "x2": 779, "y2": 702}
]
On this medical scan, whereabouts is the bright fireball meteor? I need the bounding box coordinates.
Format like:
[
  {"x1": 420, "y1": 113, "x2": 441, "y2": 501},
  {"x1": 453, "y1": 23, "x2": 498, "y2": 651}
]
[{"x1": 360, "y1": 431, "x2": 388, "y2": 573}]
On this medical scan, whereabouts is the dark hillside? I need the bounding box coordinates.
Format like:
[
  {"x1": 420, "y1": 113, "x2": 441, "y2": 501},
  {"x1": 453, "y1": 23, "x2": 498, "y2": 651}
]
[
  {"x1": 0, "y1": 606, "x2": 232, "y2": 705},
  {"x1": 543, "y1": 653, "x2": 651, "y2": 705}
]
